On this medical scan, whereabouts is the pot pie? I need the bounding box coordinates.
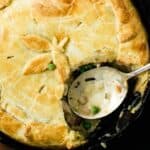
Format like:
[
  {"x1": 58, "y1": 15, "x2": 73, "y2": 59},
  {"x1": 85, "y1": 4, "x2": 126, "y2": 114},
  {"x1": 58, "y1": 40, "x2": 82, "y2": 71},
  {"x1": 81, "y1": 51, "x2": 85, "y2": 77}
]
[{"x1": 0, "y1": 0, "x2": 149, "y2": 149}]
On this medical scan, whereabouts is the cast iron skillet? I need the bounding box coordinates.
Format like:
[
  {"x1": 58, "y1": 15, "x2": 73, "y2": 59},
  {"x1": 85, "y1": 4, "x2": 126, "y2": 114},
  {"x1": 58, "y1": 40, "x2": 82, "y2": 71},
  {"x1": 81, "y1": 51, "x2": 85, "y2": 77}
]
[{"x1": 0, "y1": 0, "x2": 150, "y2": 149}]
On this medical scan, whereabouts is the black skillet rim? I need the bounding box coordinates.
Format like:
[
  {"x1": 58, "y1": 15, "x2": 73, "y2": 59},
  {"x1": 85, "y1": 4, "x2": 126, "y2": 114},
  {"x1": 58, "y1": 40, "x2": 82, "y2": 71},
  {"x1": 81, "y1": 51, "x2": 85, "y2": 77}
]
[{"x1": 0, "y1": 0, "x2": 150, "y2": 149}]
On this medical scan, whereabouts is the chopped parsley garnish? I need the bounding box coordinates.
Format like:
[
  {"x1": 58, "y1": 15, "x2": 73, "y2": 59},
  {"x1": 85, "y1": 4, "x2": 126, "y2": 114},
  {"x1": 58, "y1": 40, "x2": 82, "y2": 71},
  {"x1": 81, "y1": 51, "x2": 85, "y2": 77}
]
[
  {"x1": 48, "y1": 63, "x2": 56, "y2": 71},
  {"x1": 82, "y1": 120, "x2": 92, "y2": 130},
  {"x1": 91, "y1": 106, "x2": 101, "y2": 115}
]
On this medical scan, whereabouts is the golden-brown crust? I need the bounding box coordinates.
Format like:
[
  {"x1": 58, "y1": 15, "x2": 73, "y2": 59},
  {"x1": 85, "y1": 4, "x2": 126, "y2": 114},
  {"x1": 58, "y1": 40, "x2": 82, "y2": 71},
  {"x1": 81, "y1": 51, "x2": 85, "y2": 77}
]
[
  {"x1": 0, "y1": 0, "x2": 11, "y2": 10},
  {"x1": 110, "y1": 0, "x2": 149, "y2": 66},
  {"x1": 23, "y1": 53, "x2": 51, "y2": 75},
  {"x1": 52, "y1": 50, "x2": 70, "y2": 83},
  {"x1": 0, "y1": 0, "x2": 149, "y2": 149},
  {"x1": 22, "y1": 34, "x2": 50, "y2": 52},
  {"x1": 25, "y1": 123, "x2": 68, "y2": 145},
  {"x1": 110, "y1": 0, "x2": 137, "y2": 43},
  {"x1": 0, "y1": 109, "x2": 23, "y2": 138},
  {"x1": 110, "y1": 0, "x2": 130, "y2": 24},
  {"x1": 32, "y1": 0, "x2": 74, "y2": 17},
  {"x1": 118, "y1": 23, "x2": 137, "y2": 43},
  {"x1": 50, "y1": 37, "x2": 70, "y2": 83}
]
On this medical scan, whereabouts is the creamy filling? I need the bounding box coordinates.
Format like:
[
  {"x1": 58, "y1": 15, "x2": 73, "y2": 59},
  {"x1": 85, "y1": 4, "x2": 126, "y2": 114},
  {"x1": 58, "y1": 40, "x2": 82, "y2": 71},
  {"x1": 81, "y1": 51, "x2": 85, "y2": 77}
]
[{"x1": 68, "y1": 67, "x2": 128, "y2": 119}]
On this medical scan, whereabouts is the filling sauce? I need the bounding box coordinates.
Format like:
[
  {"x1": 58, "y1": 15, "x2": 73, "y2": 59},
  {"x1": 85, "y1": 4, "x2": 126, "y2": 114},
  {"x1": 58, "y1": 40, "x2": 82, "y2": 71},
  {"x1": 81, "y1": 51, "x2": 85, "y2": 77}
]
[{"x1": 68, "y1": 67, "x2": 128, "y2": 119}]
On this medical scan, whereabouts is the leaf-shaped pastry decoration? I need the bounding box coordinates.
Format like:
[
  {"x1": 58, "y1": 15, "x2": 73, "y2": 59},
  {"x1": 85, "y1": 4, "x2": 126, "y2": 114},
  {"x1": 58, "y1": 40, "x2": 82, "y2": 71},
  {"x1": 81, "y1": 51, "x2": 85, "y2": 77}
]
[
  {"x1": 22, "y1": 34, "x2": 50, "y2": 52},
  {"x1": 58, "y1": 37, "x2": 69, "y2": 51},
  {"x1": 51, "y1": 37, "x2": 70, "y2": 82},
  {"x1": 23, "y1": 35, "x2": 70, "y2": 81},
  {"x1": 23, "y1": 53, "x2": 51, "y2": 75},
  {"x1": 50, "y1": 36, "x2": 69, "y2": 52},
  {"x1": 0, "y1": 0, "x2": 11, "y2": 10},
  {"x1": 52, "y1": 50, "x2": 70, "y2": 83}
]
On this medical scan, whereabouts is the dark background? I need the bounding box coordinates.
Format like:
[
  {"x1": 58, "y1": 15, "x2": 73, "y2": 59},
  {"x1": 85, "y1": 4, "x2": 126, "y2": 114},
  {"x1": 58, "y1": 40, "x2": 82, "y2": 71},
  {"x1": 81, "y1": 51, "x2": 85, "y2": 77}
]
[{"x1": 107, "y1": 96, "x2": 150, "y2": 150}]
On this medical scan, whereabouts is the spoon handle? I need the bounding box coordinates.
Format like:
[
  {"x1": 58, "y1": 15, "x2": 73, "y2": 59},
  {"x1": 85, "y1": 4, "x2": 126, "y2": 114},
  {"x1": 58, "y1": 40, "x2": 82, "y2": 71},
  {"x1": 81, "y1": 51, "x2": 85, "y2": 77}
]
[{"x1": 127, "y1": 63, "x2": 150, "y2": 79}]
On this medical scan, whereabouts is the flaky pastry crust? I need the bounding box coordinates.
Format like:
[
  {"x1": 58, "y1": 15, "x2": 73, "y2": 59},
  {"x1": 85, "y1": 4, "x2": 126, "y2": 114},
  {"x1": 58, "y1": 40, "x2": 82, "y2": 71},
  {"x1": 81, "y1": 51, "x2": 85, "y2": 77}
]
[{"x1": 0, "y1": 0, "x2": 149, "y2": 149}]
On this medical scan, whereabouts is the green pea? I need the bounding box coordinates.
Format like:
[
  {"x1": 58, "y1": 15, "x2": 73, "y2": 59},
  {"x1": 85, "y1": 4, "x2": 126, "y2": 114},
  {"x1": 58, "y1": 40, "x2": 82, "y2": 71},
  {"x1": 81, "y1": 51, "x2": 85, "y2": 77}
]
[
  {"x1": 82, "y1": 120, "x2": 92, "y2": 130},
  {"x1": 91, "y1": 106, "x2": 101, "y2": 115},
  {"x1": 48, "y1": 63, "x2": 56, "y2": 71}
]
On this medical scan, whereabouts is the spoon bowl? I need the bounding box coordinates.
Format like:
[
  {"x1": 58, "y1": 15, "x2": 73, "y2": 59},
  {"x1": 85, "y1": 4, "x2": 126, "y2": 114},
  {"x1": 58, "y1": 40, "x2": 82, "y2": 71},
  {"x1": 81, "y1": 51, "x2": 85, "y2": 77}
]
[{"x1": 68, "y1": 63, "x2": 150, "y2": 119}]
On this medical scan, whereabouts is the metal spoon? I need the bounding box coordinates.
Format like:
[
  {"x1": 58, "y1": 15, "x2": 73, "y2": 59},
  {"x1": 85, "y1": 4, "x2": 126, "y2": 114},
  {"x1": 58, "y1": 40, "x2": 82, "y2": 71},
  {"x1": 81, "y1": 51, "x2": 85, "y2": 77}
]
[{"x1": 68, "y1": 63, "x2": 150, "y2": 119}]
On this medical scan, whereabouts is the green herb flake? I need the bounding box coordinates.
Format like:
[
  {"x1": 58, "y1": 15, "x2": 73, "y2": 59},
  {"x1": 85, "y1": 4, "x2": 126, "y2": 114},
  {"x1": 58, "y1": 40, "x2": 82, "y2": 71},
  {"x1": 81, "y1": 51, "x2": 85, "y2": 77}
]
[
  {"x1": 48, "y1": 63, "x2": 56, "y2": 71},
  {"x1": 91, "y1": 106, "x2": 101, "y2": 115},
  {"x1": 82, "y1": 120, "x2": 92, "y2": 130},
  {"x1": 79, "y1": 64, "x2": 96, "y2": 73}
]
